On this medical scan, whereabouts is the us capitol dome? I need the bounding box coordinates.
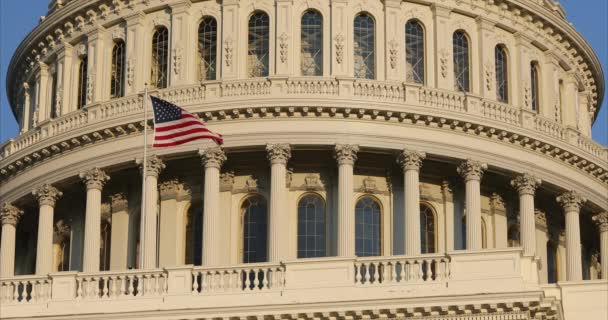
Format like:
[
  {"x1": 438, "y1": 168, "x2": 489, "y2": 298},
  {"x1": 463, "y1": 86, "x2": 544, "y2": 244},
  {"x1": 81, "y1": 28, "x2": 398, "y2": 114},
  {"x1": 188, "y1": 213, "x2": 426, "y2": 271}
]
[{"x1": 0, "y1": 0, "x2": 607, "y2": 319}]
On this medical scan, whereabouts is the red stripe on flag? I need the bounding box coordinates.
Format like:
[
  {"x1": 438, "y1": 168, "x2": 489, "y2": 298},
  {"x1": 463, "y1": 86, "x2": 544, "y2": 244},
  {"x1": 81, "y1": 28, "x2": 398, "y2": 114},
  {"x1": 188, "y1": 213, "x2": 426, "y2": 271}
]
[
  {"x1": 154, "y1": 127, "x2": 213, "y2": 140},
  {"x1": 153, "y1": 134, "x2": 224, "y2": 147},
  {"x1": 155, "y1": 120, "x2": 205, "y2": 132}
]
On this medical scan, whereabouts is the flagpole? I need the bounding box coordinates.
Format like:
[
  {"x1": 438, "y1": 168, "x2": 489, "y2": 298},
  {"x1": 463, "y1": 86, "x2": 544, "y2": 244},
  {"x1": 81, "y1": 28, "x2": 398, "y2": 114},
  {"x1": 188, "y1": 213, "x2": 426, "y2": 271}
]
[{"x1": 139, "y1": 83, "x2": 149, "y2": 269}]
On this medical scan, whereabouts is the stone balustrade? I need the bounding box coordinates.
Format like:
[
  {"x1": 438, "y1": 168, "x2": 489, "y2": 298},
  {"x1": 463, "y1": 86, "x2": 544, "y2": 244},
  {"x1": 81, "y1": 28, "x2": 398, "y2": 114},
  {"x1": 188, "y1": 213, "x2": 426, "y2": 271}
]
[
  {"x1": 191, "y1": 262, "x2": 285, "y2": 294},
  {"x1": 354, "y1": 254, "x2": 450, "y2": 285}
]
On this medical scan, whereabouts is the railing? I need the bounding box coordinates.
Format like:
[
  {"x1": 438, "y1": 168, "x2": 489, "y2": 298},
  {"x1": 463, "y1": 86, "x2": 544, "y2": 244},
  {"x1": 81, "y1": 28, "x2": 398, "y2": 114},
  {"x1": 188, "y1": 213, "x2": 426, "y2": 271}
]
[
  {"x1": 0, "y1": 275, "x2": 52, "y2": 304},
  {"x1": 75, "y1": 269, "x2": 167, "y2": 300},
  {"x1": 1, "y1": 79, "x2": 605, "y2": 167},
  {"x1": 354, "y1": 255, "x2": 450, "y2": 285},
  {"x1": 191, "y1": 262, "x2": 285, "y2": 294}
]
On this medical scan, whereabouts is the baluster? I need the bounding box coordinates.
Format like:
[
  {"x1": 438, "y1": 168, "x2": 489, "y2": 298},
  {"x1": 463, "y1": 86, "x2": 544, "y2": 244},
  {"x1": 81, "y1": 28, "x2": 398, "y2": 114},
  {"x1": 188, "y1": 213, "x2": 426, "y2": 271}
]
[
  {"x1": 262, "y1": 268, "x2": 269, "y2": 289},
  {"x1": 390, "y1": 262, "x2": 396, "y2": 283},
  {"x1": 101, "y1": 276, "x2": 109, "y2": 298},
  {"x1": 362, "y1": 263, "x2": 369, "y2": 284},
  {"x1": 252, "y1": 269, "x2": 260, "y2": 290},
  {"x1": 201, "y1": 271, "x2": 208, "y2": 292},
  {"x1": 219, "y1": 271, "x2": 225, "y2": 292},
  {"x1": 381, "y1": 262, "x2": 387, "y2": 284},
  {"x1": 154, "y1": 274, "x2": 160, "y2": 295},
  {"x1": 76, "y1": 278, "x2": 83, "y2": 299},
  {"x1": 30, "y1": 280, "x2": 38, "y2": 303},
  {"x1": 417, "y1": 261, "x2": 423, "y2": 282},
  {"x1": 94, "y1": 277, "x2": 100, "y2": 298},
  {"x1": 127, "y1": 275, "x2": 134, "y2": 296},
  {"x1": 243, "y1": 269, "x2": 250, "y2": 290},
  {"x1": 355, "y1": 263, "x2": 362, "y2": 284},
  {"x1": 191, "y1": 272, "x2": 198, "y2": 294}
]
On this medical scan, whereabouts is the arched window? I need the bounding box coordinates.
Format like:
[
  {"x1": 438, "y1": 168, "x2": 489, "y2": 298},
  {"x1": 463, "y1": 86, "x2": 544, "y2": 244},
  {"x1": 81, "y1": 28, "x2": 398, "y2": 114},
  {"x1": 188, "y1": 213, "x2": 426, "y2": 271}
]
[
  {"x1": 247, "y1": 11, "x2": 270, "y2": 78},
  {"x1": 301, "y1": 10, "x2": 323, "y2": 76},
  {"x1": 495, "y1": 45, "x2": 508, "y2": 102},
  {"x1": 405, "y1": 20, "x2": 424, "y2": 84},
  {"x1": 530, "y1": 62, "x2": 540, "y2": 112},
  {"x1": 50, "y1": 70, "x2": 58, "y2": 118},
  {"x1": 242, "y1": 196, "x2": 268, "y2": 263},
  {"x1": 198, "y1": 16, "x2": 217, "y2": 81},
  {"x1": 353, "y1": 13, "x2": 375, "y2": 79},
  {"x1": 151, "y1": 27, "x2": 169, "y2": 89},
  {"x1": 547, "y1": 240, "x2": 559, "y2": 283},
  {"x1": 110, "y1": 40, "x2": 125, "y2": 98},
  {"x1": 453, "y1": 31, "x2": 470, "y2": 92},
  {"x1": 355, "y1": 196, "x2": 381, "y2": 257},
  {"x1": 77, "y1": 56, "x2": 88, "y2": 109},
  {"x1": 297, "y1": 194, "x2": 326, "y2": 258},
  {"x1": 420, "y1": 204, "x2": 436, "y2": 253}
]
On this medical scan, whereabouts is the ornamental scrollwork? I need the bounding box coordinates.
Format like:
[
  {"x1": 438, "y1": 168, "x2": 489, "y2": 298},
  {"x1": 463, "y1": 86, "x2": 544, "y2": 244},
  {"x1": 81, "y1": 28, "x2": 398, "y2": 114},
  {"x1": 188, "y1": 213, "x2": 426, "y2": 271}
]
[
  {"x1": 556, "y1": 190, "x2": 586, "y2": 212},
  {"x1": 1, "y1": 203, "x2": 24, "y2": 226},
  {"x1": 334, "y1": 144, "x2": 359, "y2": 166},
  {"x1": 484, "y1": 60, "x2": 493, "y2": 91},
  {"x1": 388, "y1": 39, "x2": 398, "y2": 69},
  {"x1": 534, "y1": 209, "x2": 548, "y2": 228},
  {"x1": 440, "y1": 49, "x2": 449, "y2": 78},
  {"x1": 199, "y1": 146, "x2": 227, "y2": 169},
  {"x1": 592, "y1": 212, "x2": 608, "y2": 233},
  {"x1": 279, "y1": 32, "x2": 289, "y2": 63},
  {"x1": 32, "y1": 183, "x2": 63, "y2": 207},
  {"x1": 490, "y1": 192, "x2": 505, "y2": 210},
  {"x1": 334, "y1": 33, "x2": 345, "y2": 64},
  {"x1": 79, "y1": 167, "x2": 110, "y2": 190},
  {"x1": 172, "y1": 46, "x2": 182, "y2": 75},
  {"x1": 457, "y1": 159, "x2": 487, "y2": 181},
  {"x1": 224, "y1": 38, "x2": 234, "y2": 67},
  {"x1": 397, "y1": 149, "x2": 426, "y2": 172},
  {"x1": 139, "y1": 154, "x2": 165, "y2": 178},
  {"x1": 266, "y1": 143, "x2": 291, "y2": 165},
  {"x1": 510, "y1": 173, "x2": 542, "y2": 195}
]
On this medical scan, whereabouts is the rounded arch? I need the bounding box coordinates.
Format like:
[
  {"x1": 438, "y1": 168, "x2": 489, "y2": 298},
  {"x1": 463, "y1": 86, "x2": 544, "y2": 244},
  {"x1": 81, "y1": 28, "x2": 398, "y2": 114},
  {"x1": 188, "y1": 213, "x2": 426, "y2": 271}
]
[
  {"x1": 240, "y1": 193, "x2": 268, "y2": 263},
  {"x1": 453, "y1": 29, "x2": 471, "y2": 92},
  {"x1": 494, "y1": 44, "x2": 509, "y2": 103},
  {"x1": 354, "y1": 195, "x2": 383, "y2": 257},
  {"x1": 297, "y1": 192, "x2": 327, "y2": 258},
  {"x1": 419, "y1": 202, "x2": 437, "y2": 254},
  {"x1": 353, "y1": 12, "x2": 376, "y2": 80},
  {"x1": 405, "y1": 19, "x2": 426, "y2": 85}
]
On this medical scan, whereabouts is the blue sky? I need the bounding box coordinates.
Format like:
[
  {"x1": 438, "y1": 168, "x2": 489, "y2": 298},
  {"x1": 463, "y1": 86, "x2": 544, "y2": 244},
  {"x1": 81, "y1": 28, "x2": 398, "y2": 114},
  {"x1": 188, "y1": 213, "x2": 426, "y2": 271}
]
[{"x1": 1, "y1": 0, "x2": 606, "y2": 144}]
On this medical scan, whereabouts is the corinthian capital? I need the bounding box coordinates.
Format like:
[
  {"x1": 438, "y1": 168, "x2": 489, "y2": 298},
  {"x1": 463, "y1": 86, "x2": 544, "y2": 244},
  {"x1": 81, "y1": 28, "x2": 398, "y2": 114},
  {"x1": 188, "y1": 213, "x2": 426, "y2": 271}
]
[
  {"x1": 1, "y1": 203, "x2": 24, "y2": 226},
  {"x1": 556, "y1": 190, "x2": 586, "y2": 213},
  {"x1": 32, "y1": 184, "x2": 63, "y2": 207},
  {"x1": 266, "y1": 143, "x2": 291, "y2": 165},
  {"x1": 510, "y1": 173, "x2": 542, "y2": 196},
  {"x1": 457, "y1": 159, "x2": 487, "y2": 181},
  {"x1": 138, "y1": 154, "x2": 165, "y2": 178},
  {"x1": 592, "y1": 212, "x2": 608, "y2": 233},
  {"x1": 109, "y1": 193, "x2": 128, "y2": 212},
  {"x1": 334, "y1": 144, "x2": 359, "y2": 166},
  {"x1": 79, "y1": 167, "x2": 110, "y2": 190},
  {"x1": 397, "y1": 149, "x2": 426, "y2": 172},
  {"x1": 199, "y1": 146, "x2": 227, "y2": 169}
]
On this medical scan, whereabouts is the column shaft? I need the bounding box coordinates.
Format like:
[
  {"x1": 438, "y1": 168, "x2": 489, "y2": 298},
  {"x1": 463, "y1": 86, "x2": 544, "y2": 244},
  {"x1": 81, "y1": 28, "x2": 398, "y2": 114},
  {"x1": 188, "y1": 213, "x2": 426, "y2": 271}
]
[
  {"x1": 203, "y1": 166, "x2": 221, "y2": 265},
  {"x1": 405, "y1": 169, "x2": 421, "y2": 255},
  {"x1": 269, "y1": 163, "x2": 287, "y2": 261},
  {"x1": 82, "y1": 188, "x2": 102, "y2": 272},
  {"x1": 0, "y1": 224, "x2": 17, "y2": 276},
  {"x1": 36, "y1": 204, "x2": 55, "y2": 275},
  {"x1": 465, "y1": 179, "x2": 482, "y2": 250},
  {"x1": 565, "y1": 209, "x2": 582, "y2": 281},
  {"x1": 520, "y1": 194, "x2": 536, "y2": 256},
  {"x1": 600, "y1": 231, "x2": 608, "y2": 279},
  {"x1": 337, "y1": 163, "x2": 355, "y2": 256},
  {"x1": 143, "y1": 175, "x2": 159, "y2": 269}
]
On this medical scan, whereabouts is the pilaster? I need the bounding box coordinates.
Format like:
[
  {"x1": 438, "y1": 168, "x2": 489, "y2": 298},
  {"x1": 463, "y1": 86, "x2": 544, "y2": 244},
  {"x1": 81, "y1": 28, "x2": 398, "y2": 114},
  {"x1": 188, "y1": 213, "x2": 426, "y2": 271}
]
[
  {"x1": 170, "y1": 0, "x2": 193, "y2": 85},
  {"x1": 220, "y1": 0, "x2": 239, "y2": 80},
  {"x1": 330, "y1": 0, "x2": 349, "y2": 77},
  {"x1": 275, "y1": 0, "x2": 293, "y2": 76},
  {"x1": 56, "y1": 44, "x2": 75, "y2": 113},
  {"x1": 86, "y1": 26, "x2": 107, "y2": 104},
  {"x1": 109, "y1": 192, "x2": 130, "y2": 270},
  {"x1": 431, "y1": 4, "x2": 452, "y2": 90},
  {"x1": 159, "y1": 179, "x2": 191, "y2": 267},
  {"x1": 21, "y1": 83, "x2": 32, "y2": 132},
  {"x1": 125, "y1": 12, "x2": 146, "y2": 94}
]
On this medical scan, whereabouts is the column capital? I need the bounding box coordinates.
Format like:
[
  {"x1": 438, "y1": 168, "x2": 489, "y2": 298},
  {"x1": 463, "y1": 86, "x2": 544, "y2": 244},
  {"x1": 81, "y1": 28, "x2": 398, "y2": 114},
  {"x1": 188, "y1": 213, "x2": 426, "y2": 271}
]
[
  {"x1": 396, "y1": 149, "x2": 426, "y2": 172},
  {"x1": 593, "y1": 212, "x2": 608, "y2": 233},
  {"x1": 79, "y1": 167, "x2": 110, "y2": 190},
  {"x1": 510, "y1": 173, "x2": 542, "y2": 196},
  {"x1": 266, "y1": 143, "x2": 292, "y2": 165},
  {"x1": 32, "y1": 184, "x2": 63, "y2": 207},
  {"x1": 556, "y1": 190, "x2": 586, "y2": 212},
  {"x1": 1, "y1": 203, "x2": 24, "y2": 226},
  {"x1": 53, "y1": 220, "x2": 71, "y2": 244},
  {"x1": 138, "y1": 154, "x2": 166, "y2": 178},
  {"x1": 334, "y1": 144, "x2": 359, "y2": 166},
  {"x1": 457, "y1": 159, "x2": 487, "y2": 181},
  {"x1": 109, "y1": 193, "x2": 128, "y2": 212},
  {"x1": 199, "y1": 146, "x2": 227, "y2": 169}
]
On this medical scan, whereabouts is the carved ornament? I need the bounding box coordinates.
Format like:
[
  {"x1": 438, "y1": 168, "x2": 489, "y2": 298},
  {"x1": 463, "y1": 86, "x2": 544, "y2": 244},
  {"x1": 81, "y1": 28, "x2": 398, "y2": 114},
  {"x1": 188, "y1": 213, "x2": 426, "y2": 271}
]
[
  {"x1": 79, "y1": 167, "x2": 110, "y2": 190},
  {"x1": 1, "y1": 203, "x2": 24, "y2": 226},
  {"x1": 32, "y1": 184, "x2": 63, "y2": 207},
  {"x1": 334, "y1": 144, "x2": 359, "y2": 166},
  {"x1": 457, "y1": 159, "x2": 487, "y2": 181},
  {"x1": 556, "y1": 190, "x2": 586, "y2": 213},
  {"x1": 199, "y1": 146, "x2": 226, "y2": 169},
  {"x1": 266, "y1": 144, "x2": 291, "y2": 165},
  {"x1": 510, "y1": 173, "x2": 542, "y2": 196},
  {"x1": 397, "y1": 149, "x2": 426, "y2": 172}
]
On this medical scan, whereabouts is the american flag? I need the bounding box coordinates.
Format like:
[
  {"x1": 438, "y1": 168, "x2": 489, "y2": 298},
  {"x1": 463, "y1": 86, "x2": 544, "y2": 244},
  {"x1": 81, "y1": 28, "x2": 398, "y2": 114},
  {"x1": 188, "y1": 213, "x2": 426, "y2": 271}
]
[{"x1": 151, "y1": 96, "x2": 223, "y2": 147}]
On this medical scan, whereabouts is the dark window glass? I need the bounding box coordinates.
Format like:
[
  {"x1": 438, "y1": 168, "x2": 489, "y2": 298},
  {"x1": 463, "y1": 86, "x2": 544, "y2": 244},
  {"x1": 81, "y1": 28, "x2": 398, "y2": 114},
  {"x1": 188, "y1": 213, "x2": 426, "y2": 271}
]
[
  {"x1": 297, "y1": 194, "x2": 326, "y2": 258},
  {"x1": 405, "y1": 20, "x2": 424, "y2": 84},
  {"x1": 495, "y1": 45, "x2": 508, "y2": 102},
  {"x1": 198, "y1": 17, "x2": 217, "y2": 81},
  {"x1": 242, "y1": 196, "x2": 268, "y2": 263},
  {"x1": 151, "y1": 27, "x2": 169, "y2": 89},
  {"x1": 110, "y1": 41, "x2": 125, "y2": 98},
  {"x1": 77, "y1": 56, "x2": 88, "y2": 109},
  {"x1": 453, "y1": 31, "x2": 470, "y2": 92},
  {"x1": 247, "y1": 12, "x2": 270, "y2": 78},
  {"x1": 547, "y1": 241, "x2": 558, "y2": 283},
  {"x1": 355, "y1": 196, "x2": 381, "y2": 257},
  {"x1": 531, "y1": 62, "x2": 540, "y2": 112},
  {"x1": 50, "y1": 70, "x2": 58, "y2": 118},
  {"x1": 354, "y1": 13, "x2": 375, "y2": 79},
  {"x1": 420, "y1": 204, "x2": 436, "y2": 254},
  {"x1": 301, "y1": 10, "x2": 323, "y2": 76}
]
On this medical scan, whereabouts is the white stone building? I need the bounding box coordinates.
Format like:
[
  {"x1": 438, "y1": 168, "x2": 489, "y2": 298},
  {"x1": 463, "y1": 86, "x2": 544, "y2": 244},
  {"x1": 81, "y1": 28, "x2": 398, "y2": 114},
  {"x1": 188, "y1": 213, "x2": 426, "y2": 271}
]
[{"x1": 0, "y1": 0, "x2": 607, "y2": 319}]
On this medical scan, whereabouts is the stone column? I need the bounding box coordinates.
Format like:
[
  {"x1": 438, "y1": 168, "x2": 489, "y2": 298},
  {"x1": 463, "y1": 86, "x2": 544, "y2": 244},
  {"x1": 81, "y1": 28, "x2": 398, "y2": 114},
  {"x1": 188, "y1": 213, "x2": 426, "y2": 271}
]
[
  {"x1": 557, "y1": 190, "x2": 586, "y2": 281},
  {"x1": 535, "y1": 210, "x2": 549, "y2": 283},
  {"x1": 80, "y1": 168, "x2": 110, "y2": 272},
  {"x1": 397, "y1": 149, "x2": 426, "y2": 255},
  {"x1": 139, "y1": 155, "x2": 165, "y2": 269},
  {"x1": 457, "y1": 159, "x2": 487, "y2": 251},
  {"x1": 441, "y1": 181, "x2": 454, "y2": 252},
  {"x1": 334, "y1": 144, "x2": 359, "y2": 256},
  {"x1": 109, "y1": 193, "x2": 129, "y2": 270},
  {"x1": 266, "y1": 144, "x2": 291, "y2": 262},
  {"x1": 511, "y1": 173, "x2": 542, "y2": 256},
  {"x1": 0, "y1": 203, "x2": 24, "y2": 277},
  {"x1": 200, "y1": 147, "x2": 227, "y2": 266},
  {"x1": 592, "y1": 212, "x2": 608, "y2": 279},
  {"x1": 32, "y1": 184, "x2": 63, "y2": 275},
  {"x1": 52, "y1": 220, "x2": 71, "y2": 272}
]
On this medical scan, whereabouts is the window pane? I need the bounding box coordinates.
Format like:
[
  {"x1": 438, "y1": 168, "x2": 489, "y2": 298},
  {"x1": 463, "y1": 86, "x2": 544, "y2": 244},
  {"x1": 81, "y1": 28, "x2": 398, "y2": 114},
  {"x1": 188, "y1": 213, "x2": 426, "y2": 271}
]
[
  {"x1": 297, "y1": 194, "x2": 326, "y2": 258},
  {"x1": 77, "y1": 56, "x2": 88, "y2": 109},
  {"x1": 50, "y1": 71, "x2": 58, "y2": 118},
  {"x1": 242, "y1": 196, "x2": 268, "y2": 263},
  {"x1": 453, "y1": 31, "x2": 470, "y2": 92},
  {"x1": 110, "y1": 41, "x2": 125, "y2": 98},
  {"x1": 405, "y1": 20, "x2": 424, "y2": 84},
  {"x1": 531, "y1": 62, "x2": 540, "y2": 112},
  {"x1": 198, "y1": 17, "x2": 217, "y2": 81},
  {"x1": 151, "y1": 27, "x2": 169, "y2": 89},
  {"x1": 248, "y1": 12, "x2": 270, "y2": 78},
  {"x1": 354, "y1": 13, "x2": 375, "y2": 79},
  {"x1": 495, "y1": 46, "x2": 508, "y2": 102},
  {"x1": 355, "y1": 197, "x2": 381, "y2": 257},
  {"x1": 301, "y1": 10, "x2": 323, "y2": 76},
  {"x1": 420, "y1": 205, "x2": 435, "y2": 254}
]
